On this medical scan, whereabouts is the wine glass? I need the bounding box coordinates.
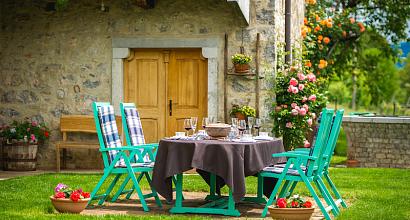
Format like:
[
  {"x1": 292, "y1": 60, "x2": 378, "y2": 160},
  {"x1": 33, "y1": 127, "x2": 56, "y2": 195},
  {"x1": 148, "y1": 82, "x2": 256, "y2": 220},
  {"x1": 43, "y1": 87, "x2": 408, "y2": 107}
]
[
  {"x1": 191, "y1": 117, "x2": 198, "y2": 135},
  {"x1": 184, "y1": 119, "x2": 192, "y2": 136},
  {"x1": 254, "y1": 118, "x2": 261, "y2": 136},
  {"x1": 247, "y1": 117, "x2": 254, "y2": 135},
  {"x1": 202, "y1": 117, "x2": 209, "y2": 129},
  {"x1": 238, "y1": 120, "x2": 246, "y2": 137},
  {"x1": 231, "y1": 118, "x2": 238, "y2": 128}
]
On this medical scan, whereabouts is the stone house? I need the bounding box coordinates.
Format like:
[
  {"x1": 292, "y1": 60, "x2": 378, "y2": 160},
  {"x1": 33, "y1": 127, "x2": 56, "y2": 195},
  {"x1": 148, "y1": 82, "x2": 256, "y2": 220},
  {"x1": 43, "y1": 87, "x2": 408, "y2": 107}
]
[{"x1": 0, "y1": 0, "x2": 304, "y2": 169}]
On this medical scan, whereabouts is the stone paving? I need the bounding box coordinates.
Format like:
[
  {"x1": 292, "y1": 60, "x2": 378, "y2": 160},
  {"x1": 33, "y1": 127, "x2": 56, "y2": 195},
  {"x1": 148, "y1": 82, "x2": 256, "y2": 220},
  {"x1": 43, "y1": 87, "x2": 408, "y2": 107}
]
[{"x1": 84, "y1": 191, "x2": 325, "y2": 219}]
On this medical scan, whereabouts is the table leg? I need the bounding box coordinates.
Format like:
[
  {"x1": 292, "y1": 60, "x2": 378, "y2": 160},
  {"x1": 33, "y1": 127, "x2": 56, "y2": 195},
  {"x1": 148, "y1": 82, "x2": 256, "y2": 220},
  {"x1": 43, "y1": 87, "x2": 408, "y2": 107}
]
[
  {"x1": 205, "y1": 173, "x2": 220, "y2": 201},
  {"x1": 175, "y1": 173, "x2": 183, "y2": 208},
  {"x1": 56, "y1": 145, "x2": 60, "y2": 172},
  {"x1": 241, "y1": 173, "x2": 267, "y2": 204},
  {"x1": 170, "y1": 173, "x2": 240, "y2": 217}
]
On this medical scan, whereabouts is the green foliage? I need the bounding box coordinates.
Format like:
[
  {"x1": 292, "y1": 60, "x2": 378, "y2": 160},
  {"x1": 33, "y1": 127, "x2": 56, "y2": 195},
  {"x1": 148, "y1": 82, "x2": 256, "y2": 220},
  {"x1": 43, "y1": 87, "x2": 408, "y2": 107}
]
[
  {"x1": 397, "y1": 54, "x2": 410, "y2": 104},
  {"x1": 231, "y1": 53, "x2": 252, "y2": 64},
  {"x1": 55, "y1": 0, "x2": 69, "y2": 11},
  {"x1": 0, "y1": 120, "x2": 50, "y2": 143},
  {"x1": 229, "y1": 104, "x2": 256, "y2": 117},
  {"x1": 320, "y1": 0, "x2": 410, "y2": 43}
]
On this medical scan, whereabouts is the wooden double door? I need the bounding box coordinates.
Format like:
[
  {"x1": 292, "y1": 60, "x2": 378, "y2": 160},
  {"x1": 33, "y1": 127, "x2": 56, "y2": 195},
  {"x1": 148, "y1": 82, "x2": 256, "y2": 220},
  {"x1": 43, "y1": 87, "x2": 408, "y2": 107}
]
[{"x1": 124, "y1": 48, "x2": 208, "y2": 143}]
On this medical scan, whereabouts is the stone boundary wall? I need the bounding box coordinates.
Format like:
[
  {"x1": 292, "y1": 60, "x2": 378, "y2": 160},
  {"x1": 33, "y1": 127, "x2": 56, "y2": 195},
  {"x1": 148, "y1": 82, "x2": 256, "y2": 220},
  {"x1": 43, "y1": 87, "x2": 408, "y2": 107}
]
[{"x1": 343, "y1": 116, "x2": 410, "y2": 168}]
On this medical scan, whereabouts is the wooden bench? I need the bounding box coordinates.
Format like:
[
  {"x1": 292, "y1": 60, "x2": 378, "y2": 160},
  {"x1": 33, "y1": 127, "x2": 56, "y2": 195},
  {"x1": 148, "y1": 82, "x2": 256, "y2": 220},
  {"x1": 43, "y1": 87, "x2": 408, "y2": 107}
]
[{"x1": 56, "y1": 115, "x2": 122, "y2": 172}]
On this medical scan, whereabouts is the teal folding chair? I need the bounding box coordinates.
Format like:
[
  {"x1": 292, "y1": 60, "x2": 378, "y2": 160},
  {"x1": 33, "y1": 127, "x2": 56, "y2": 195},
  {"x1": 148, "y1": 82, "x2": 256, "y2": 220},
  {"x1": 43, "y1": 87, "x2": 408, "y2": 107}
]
[
  {"x1": 112, "y1": 102, "x2": 181, "y2": 202},
  {"x1": 88, "y1": 102, "x2": 162, "y2": 211},
  {"x1": 289, "y1": 109, "x2": 347, "y2": 210},
  {"x1": 259, "y1": 108, "x2": 337, "y2": 219}
]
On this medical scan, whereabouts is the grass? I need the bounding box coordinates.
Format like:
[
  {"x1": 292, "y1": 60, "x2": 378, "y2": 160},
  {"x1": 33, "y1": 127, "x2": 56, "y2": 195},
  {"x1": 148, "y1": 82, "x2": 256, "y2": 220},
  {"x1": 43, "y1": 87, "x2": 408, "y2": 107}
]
[{"x1": 0, "y1": 168, "x2": 409, "y2": 219}]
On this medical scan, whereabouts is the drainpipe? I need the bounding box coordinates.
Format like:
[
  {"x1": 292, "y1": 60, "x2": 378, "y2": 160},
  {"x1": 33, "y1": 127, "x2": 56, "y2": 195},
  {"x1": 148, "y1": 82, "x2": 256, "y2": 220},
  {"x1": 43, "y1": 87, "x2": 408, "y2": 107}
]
[{"x1": 285, "y1": 0, "x2": 291, "y2": 64}]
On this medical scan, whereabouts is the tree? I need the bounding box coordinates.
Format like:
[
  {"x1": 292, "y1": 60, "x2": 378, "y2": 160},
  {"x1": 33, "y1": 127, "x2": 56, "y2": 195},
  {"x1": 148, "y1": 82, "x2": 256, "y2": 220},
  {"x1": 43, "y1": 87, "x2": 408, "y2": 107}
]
[{"x1": 321, "y1": 0, "x2": 410, "y2": 43}]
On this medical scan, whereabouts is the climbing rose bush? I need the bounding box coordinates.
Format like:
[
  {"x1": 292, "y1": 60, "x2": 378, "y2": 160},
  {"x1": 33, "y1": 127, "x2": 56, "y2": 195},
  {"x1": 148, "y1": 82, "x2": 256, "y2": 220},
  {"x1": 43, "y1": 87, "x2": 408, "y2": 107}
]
[
  {"x1": 271, "y1": 66, "x2": 326, "y2": 150},
  {"x1": 271, "y1": 0, "x2": 366, "y2": 150}
]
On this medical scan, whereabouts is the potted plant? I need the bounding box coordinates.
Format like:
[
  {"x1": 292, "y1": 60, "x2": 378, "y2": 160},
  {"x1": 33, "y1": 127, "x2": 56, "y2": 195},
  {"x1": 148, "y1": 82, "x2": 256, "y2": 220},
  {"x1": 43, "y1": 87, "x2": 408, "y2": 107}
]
[
  {"x1": 230, "y1": 104, "x2": 256, "y2": 120},
  {"x1": 50, "y1": 183, "x2": 91, "y2": 213},
  {"x1": 0, "y1": 119, "x2": 50, "y2": 171},
  {"x1": 232, "y1": 53, "x2": 252, "y2": 73},
  {"x1": 269, "y1": 194, "x2": 314, "y2": 220}
]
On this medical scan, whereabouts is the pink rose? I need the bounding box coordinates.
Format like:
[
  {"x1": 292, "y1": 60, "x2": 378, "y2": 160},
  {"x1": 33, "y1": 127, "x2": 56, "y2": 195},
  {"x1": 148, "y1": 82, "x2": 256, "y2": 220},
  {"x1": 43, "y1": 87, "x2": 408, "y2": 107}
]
[
  {"x1": 302, "y1": 96, "x2": 308, "y2": 103},
  {"x1": 307, "y1": 73, "x2": 316, "y2": 82},
  {"x1": 289, "y1": 78, "x2": 298, "y2": 86},
  {"x1": 311, "y1": 113, "x2": 316, "y2": 119},
  {"x1": 298, "y1": 84, "x2": 305, "y2": 91},
  {"x1": 297, "y1": 73, "x2": 306, "y2": 81},
  {"x1": 31, "y1": 121, "x2": 38, "y2": 127},
  {"x1": 30, "y1": 134, "x2": 36, "y2": 141},
  {"x1": 304, "y1": 140, "x2": 311, "y2": 148},
  {"x1": 291, "y1": 87, "x2": 299, "y2": 94},
  {"x1": 294, "y1": 106, "x2": 300, "y2": 111},
  {"x1": 291, "y1": 109, "x2": 299, "y2": 116},
  {"x1": 307, "y1": 118, "x2": 313, "y2": 126},
  {"x1": 299, "y1": 107, "x2": 307, "y2": 116},
  {"x1": 283, "y1": 104, "x2": 288, "y2": 108},
  {"x1": 291, "y1": 103, "x2": 298, "y2": 108},
  {"x1": 287, "y1": 85, "x2": 293, "y2": 92},
  {"x1": 286, "y1": 122, "x2": 293, "y2": 128},
  {"x1": 308, "y1": 94, "x2": 316, "y2": 101},
  {"x1": 303, "y1": 104, "x2": 309, "y2": 112}
]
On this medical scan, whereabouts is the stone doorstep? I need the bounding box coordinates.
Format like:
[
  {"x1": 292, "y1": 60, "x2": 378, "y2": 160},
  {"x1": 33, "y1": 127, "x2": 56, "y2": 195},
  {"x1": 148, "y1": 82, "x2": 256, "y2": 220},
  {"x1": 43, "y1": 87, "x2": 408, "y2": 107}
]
[{"x1": 84, "y1": 191, "x2": 327, "y2": 219}]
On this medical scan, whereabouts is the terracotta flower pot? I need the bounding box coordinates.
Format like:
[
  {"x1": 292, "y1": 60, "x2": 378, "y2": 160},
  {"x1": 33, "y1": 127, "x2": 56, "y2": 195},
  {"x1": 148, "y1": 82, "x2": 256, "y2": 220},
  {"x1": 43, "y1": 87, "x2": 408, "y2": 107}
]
[
  {"x1": 268, "y1": 207, "x2": 314, "y2": 220},
  {"x1": 234, "y1": 63, "x2": 250, "y2": 73},
  {"x1": 50, "y1": 196, "x2": 90, "y2": 213},
  {"x1": 235, "y1": 112, "x2": 246, "y2": 120}
]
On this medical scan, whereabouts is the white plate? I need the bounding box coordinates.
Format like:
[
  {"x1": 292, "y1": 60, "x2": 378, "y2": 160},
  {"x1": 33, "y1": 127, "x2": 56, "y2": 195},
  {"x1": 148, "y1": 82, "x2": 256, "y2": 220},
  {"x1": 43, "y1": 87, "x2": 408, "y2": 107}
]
[
  {"x1": 254, "y1": 136, "x2": 274, "y2": 141},
  {"x1": 232, "y1": 139, "x2": 257, "y2": 143}
]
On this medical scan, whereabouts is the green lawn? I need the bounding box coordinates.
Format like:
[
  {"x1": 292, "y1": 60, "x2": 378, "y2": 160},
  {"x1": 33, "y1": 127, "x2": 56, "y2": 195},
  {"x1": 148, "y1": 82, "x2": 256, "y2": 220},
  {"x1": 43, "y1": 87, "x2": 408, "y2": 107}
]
[{"x1": 0, "y1": 168, "x2": 409, "y2": 219}]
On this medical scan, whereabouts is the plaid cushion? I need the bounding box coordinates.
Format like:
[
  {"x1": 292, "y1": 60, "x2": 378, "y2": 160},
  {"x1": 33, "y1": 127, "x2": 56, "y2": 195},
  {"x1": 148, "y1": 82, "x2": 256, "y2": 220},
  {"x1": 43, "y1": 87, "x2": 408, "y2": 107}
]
[
  {"x1": 124, "y1": 107, "x2": 151, "y2": 162},
  {"x1": 115, "y1": 162, "x2": 155, "y2": 168},
  {"x1": 263, "y1": 165, "x2": 307, "y2": 176},
  {"x1": 98, "y1": 105, "x2": 125, "y2": 167}
]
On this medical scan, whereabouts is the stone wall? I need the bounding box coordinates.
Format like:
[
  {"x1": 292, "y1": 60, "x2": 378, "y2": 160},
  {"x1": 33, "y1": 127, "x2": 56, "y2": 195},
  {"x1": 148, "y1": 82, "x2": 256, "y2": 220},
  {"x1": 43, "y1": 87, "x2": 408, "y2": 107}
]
[
  {"x1": 0, "y1": 0, "x2": 304, "y2": 169},
  {"x1": 343, "y1": 117, "x2": 410, "y2": 168}
]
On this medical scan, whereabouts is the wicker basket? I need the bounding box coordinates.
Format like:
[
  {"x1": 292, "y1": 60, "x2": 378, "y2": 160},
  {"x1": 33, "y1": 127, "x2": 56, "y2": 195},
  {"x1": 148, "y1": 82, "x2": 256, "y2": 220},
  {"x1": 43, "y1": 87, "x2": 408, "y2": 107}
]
[{"x1": 205, "y1": 124, "x2": 231, "y2": 137}]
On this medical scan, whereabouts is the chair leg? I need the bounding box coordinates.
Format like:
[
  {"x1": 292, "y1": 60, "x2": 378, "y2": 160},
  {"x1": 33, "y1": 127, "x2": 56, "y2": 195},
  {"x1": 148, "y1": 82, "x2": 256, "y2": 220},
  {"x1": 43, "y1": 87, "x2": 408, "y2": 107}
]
[
  {"x1": 315, "y1": 178, "x2": 339, "y2": 216},
  {"x1": 88, "y1": 171, "x2": 111, "y2": 206},
  {"x1": 278, "y1": 180, "x2": 292, "y2": 198},
  {"x1": 261, "y1": 175, "x2": 286, "y2": 218},
  {"x1": 125, "y1": 173, "x2": 145, "y2": 200},
  {"x1": 98, "y1": 174, "x2": 122, "y2": 205},
  {"x1": 288, "y1": 181, "x2": 298, "y2": 196},
  {"x1": 111, "y1": 175, "x2": 131, "y2": 202},
  {"x1": 144, "y1": 172, "x2": 163, "y2": 208},
  {"x1": 325, "y1": 173, "x2": 347, "y2": 208},
  {"x1": 303, "y1": 178, "x2": 332, "y2": 220}
]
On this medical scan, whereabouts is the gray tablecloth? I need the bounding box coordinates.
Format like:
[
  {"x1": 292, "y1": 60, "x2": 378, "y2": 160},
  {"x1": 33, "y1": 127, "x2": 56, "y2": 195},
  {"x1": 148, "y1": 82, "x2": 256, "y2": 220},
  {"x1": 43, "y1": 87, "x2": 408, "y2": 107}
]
[{"x1": 152, "y1": 139, "x2": 285, "y2": 202}]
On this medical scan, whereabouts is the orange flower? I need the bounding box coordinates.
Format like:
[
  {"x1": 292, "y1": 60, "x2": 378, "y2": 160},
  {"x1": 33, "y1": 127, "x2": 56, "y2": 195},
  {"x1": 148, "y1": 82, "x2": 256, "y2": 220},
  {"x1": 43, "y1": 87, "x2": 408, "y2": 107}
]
[
  {"x1": 350, "y1": 17, "x2": 355, "y2": 24},
  {"x1": 318, "y1": 40, "x2": 322, "y2": 44},
  {"x1": 305, "y1": 61, "x2": 312, "y2": 67},
  {"x1": 315, "y1": 15, "x2": 320, "y2": 22},
  {"x1": 338, "y1": 23, "x2": 342, "y2": 27},
  {"x1": 318, "y1": 35, "x2": 323, "y2": 41},
  {"x1": 342, "y1": 31, "x2": 347, "y2": 38},
  {"x1": 314, "y1": 26, "x2": 321, "y2": 32},
  {"x1": 323, "y1": 37, "x2": 330, "y2": 44},
  {"x1": 358, "y1": 22, "x2": 365, "y2": 32},
  {"x1": 318, "y1": 59, "x2": 328, "y2": 69},
  {"x1": 326, "y1": 22, "x2": 333, "y2": 28},
  {"x1": 320, "y1": 20, "x2": 327, "y2": 26},
  {"x1": 304, "y1": 17, "x2": 308, "y2": 25}
]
